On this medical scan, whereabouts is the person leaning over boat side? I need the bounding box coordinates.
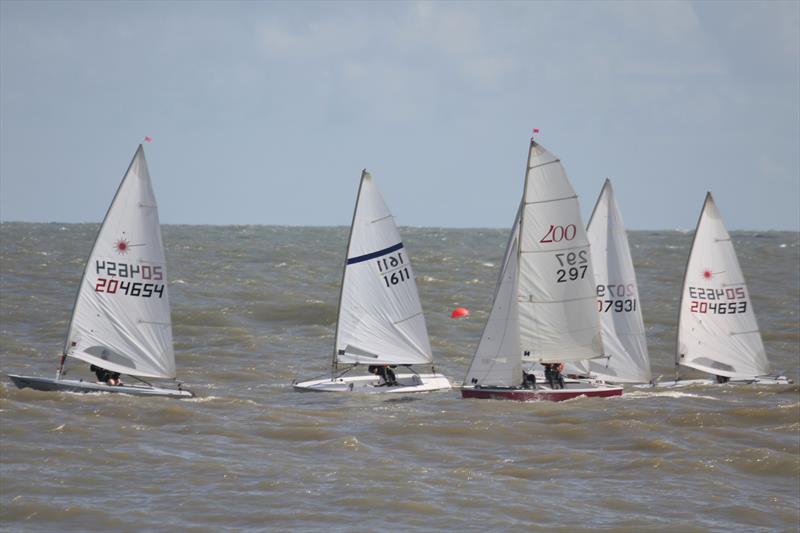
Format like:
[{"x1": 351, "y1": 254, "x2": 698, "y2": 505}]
[
  {"x1": 543, "y1": 362, "x2": 565, "y2": 389},
  {"x1": 90, "y1": 364, "x2": 122, "y2": 386}
]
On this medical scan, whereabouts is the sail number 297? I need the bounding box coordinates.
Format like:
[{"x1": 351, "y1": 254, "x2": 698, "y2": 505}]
[
  {"x1": 377, "y1": 252, "x2": 411, "y2": 288},
  {"x1": 555, "y1": 250, "x2": 588, "y2": 283}
]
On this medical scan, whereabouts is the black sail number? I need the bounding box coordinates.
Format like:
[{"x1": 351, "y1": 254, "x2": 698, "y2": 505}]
[{"x1": 555, "y1": 250, "x2": 588, "y2": 283}]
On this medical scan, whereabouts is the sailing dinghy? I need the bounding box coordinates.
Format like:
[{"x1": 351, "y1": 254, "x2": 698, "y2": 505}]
[
  {"x1": 654, "y1": 193, "x2": 791, "y2": 387},
  {"x1": 8, "y1": 145, "x2": 193, "y2": 398},
  {"x1": 564, "y1": 179, "x2": 652, "y2": 384},
  {"x1": 293, "y1": 170, "x2": 451, "y2": 393},
  {"x1": 461, "y1": 140, "x2": 622, "y2": 402}
]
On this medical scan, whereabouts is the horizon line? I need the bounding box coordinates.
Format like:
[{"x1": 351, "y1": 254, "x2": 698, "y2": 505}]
[{"x1": 1, "y1": 219, "x2": 798, "y2": 233}]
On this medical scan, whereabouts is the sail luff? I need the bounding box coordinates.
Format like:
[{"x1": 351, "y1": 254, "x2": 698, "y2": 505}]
[
  {"x1": 331, "y1": 170, "x2": 367, "y2": 375},
  {"x1": 675, "y1": 192, "x2": 712, "y2": 380},
  {"x1": 62, "y1": 145, "x2": 144, "y2": 358}
]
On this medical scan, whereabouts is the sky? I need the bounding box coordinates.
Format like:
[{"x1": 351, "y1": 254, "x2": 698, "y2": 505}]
[{"x1": 1, "y1": 0, "x2": 798, "y2": 230}]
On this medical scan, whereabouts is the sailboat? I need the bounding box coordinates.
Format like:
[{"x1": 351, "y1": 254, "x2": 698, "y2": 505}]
[
  {"x1": 8, "y1": 145, "x2": 193, "y2": 398},
  {"x1": 655, "y1": 192, "x2": 791, "y2": 387},
  {"x1": 461, "y1": 140, "x2": 623, "y2": 401},
  {"x1": 293, "y1": 170, "x2": 451, "y2": 393},
  {"x1": 564, "y1": 179, "x2": 651, "y2": 383}
]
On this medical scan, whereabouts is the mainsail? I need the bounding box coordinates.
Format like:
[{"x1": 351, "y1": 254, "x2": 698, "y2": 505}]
[
  {"x1": 64, "y1": 145, "x2": 176, "y2": 379},
  {"x1": 572, "y1": 179, "x2": 651, "y2": 383},
  {"x1": 676, "y1": 193, "x2": 768, "y2": 379},
  {"x1": 518, "y1": 142, "x2": 603, "y2": 363},
  {"x1": 334, "y1": 171, "x2": 433, "y2": 366},
  {"x1": 464, "y1": 140, "x2": 603, "y2": 387}
]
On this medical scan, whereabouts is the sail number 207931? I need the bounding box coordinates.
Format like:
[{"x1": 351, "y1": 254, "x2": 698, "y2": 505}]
[{"x1": 377, "y1": 252, "x2": 411, "y2": 288}]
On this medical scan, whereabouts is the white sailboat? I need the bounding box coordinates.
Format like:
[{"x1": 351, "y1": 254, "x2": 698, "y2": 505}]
[
  {"x1": 293, "y1": 170, "x2": 451, "y2": 393},
  {"x1": 565, "y1": 179, "x2": 651, "y2": 384},
  {"x1": 8, "y1": 145, "x2": 193, "y2": 398},
  {"x1": 461, "y1": 140, "x2": 622, "y2": 401},
  {"x1": 655, "y1": 192, "x2": 791, "y2": 387}
]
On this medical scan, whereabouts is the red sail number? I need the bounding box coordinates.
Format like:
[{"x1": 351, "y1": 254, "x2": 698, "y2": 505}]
[{"x1": 540, "y1": 224, "x2": 576, "y2": 243}]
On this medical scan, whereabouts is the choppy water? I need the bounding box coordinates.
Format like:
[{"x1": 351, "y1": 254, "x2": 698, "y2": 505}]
[{"x1": 1, "y1": 223, "x2": 798, "y2": 532}]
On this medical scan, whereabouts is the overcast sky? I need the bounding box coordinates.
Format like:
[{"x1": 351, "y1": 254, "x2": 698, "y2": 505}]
[{"x1": 1, "y1": 1, "x2": 798, "y2": 230}]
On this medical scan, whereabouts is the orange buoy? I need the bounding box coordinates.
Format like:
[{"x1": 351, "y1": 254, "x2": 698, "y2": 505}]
[{"x1": 450, "y1": 307, "x2": 469, "y2": 319}]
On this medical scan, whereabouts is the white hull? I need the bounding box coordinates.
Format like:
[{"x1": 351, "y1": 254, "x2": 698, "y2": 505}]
[
  {"x1": 636, "y1": 375, "x2": 793, "y2": 389},
  {"x1": 8, "y1": 374, "x2": 194, "y2": 398},
  {"x1": 293, "y1": 372, "x2": 452, "y2": 393}
]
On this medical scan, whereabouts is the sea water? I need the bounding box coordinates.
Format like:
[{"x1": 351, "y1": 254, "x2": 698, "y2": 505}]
[{"x1": 1, "y1": 223, "x2": 798, "y2": 532}]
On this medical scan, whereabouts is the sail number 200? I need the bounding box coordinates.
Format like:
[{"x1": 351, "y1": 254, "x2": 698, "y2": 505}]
[{"x1": 555, "y1": 250, "x2": 588, "y2": 283}]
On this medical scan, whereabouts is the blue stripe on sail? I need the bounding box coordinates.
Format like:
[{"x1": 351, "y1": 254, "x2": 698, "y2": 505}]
[{"x1": 347, "y1": 242, "x2": 404, "y2": 265}]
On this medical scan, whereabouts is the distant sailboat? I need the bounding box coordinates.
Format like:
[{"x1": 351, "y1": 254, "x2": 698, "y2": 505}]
[
  {"x1": 565, "y1": 179, "x2": 651, "y2": 384},
  {"x1": 293, "y1": 170, "x2": 451, "y2": 393},
  {"x1": 8, "y1": 145, "x2": 193, "y2": 398},
  {"x1": 461, "y1": 140, "x2": 622, "y2": 401},
  {"x1": 657, "y1": 192, "x2": 791, "y2": 387}
]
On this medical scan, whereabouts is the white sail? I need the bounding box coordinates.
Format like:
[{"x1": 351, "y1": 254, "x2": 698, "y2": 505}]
[
  {"x1": 334, "y1": 171, "x2": 433, "y2": 366},
  {"x1": 518, "y1": 142, "x2": 603, "y2": 363},
  {"x1": 677, "y1": 193, "x2": 768, "y2": 379},
  {"x1": 579, "y1": 179, "x2": 651, "y2": 383},
  {"x1": 64, "y1": 145, "x2": 176, "y2": 379},
  {"x1": 464, "y1": 205, "x2": 522, "y2": 387}
]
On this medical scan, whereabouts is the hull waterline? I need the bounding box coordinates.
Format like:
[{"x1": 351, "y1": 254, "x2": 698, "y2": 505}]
[
  {"x1": 461, "y1": 383, "x2": 622, "y2": 402},
  {"x1": 7, "y1": 374, "x2": 194, "y2": 398},
  {"x1": 293, "y1": 372, "x2": 452, "y2": 394}
]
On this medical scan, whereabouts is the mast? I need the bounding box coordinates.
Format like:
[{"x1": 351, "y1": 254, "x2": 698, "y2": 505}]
[
  {"x1": 59, "y1": 145, "x2": 144, "y2": 379},
  {"x1": 586, "y1": 178, "x2": 611, "y2": 231},
  {"x1": 330, "y1": 170, "x2": 367, "y2": 379},
  {"x1": 675, "y1": 192, "x2": 711, "y2": 381},
  {"x1": 516, "y1": 139, "x2": 536, "y2": 283}
]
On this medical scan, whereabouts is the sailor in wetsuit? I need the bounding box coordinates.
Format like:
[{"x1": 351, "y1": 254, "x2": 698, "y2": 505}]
[
  {"x1": 542, "y1": 362, "x2": 565, "y2": 389},
  {"x1": 90, "y1": 364, "x2": 122, "y2": 386},
  {"x1": 368, "y1": 365, "x2": 398, "y2": 386}
]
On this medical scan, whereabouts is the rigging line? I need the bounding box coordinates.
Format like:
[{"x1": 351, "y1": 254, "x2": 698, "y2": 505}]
[
  {"x1": 523, "y1": 194, "x2": 578, "y2": 206},
  {"x1": 730, "y1": 330, "x2": 760, "y2": 336},
  {"x1": 138, "y1": 319, "x2": 172, "y2": 326},
  {"x1": 131, "y1": 375, "x2": 154, "y2": 387}
]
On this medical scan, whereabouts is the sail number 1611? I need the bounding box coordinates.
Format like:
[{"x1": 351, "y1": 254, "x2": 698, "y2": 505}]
[{"x1": 377, "y1": 252, "x2": 411, "y2": 288}]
